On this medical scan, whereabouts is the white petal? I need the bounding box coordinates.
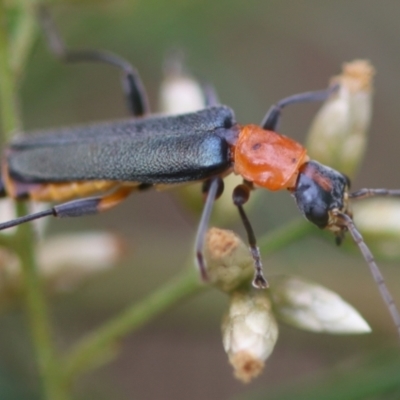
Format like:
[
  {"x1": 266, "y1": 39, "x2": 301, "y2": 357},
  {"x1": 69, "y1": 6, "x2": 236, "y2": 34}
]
[
  {"x1": 270, "y1": 275, "x2": 371, "y2": 334},
  {"x1": 38, "y1": 232, "x2": 123, "y2": 291}
]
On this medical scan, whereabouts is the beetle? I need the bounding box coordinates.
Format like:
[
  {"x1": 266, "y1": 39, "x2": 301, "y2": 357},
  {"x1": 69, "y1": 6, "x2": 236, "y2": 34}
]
[{"x1": 1, "y1": 7, "x2": 400, "y2": 337}]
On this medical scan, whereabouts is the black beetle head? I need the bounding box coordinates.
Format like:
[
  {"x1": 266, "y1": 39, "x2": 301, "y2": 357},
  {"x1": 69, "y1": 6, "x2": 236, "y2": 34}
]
[{"x1": 292, "y1": 160, "x2": 350, "y2": 230}]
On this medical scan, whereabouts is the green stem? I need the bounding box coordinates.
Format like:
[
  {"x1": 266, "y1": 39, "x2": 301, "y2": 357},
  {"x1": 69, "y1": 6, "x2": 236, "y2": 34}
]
[
  {"x1": 16, "y1": 214, "x2": 67, "y2": 400},
  {"x1": 0, "y1": 5, "x2": 67, "y2": 400},
  {"x1": 62, "y1": 268, "x2": 203, "y2": 386},
  {"x1": 259, "y1": 217, "x2": 315, "y2": 254},
  {"x1": 0, "y1": 3, "x2": 21, "y2": 137},
  {"x1": 10, "y1": 5, "x2": 38, "y2": 78}
]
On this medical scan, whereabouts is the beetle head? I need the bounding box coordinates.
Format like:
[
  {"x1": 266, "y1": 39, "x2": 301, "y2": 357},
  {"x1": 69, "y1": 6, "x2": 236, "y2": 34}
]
[{"x1": 292, "y1": 160, "x2": 351, "y2": 241}]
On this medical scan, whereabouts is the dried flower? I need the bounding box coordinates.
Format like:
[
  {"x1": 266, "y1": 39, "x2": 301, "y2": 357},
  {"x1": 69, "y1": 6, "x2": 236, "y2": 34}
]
[
  {"x1": 222, "y1": 290, "x2": 278, "y2": 383},
  {"x1": 306, "y1": 60, "x2": 374, "y2": 179},
  {"x1": 203, "y1": 228, "x2": 254, "y2": 293}
]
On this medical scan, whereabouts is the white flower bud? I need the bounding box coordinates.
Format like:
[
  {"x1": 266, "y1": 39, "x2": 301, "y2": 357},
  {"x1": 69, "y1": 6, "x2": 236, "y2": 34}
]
[
  {"x1": 222, "y1": 291, "x2": 278, "y2": 383},
  {"x1": 353, "y1": 199, "x2": 400, "y2": 259},
  {"x1": 203, "y1": 228, "x2": 254, "y2": 293},
  {"x1": 158, "y1": 52, "x2": 205, "y2": 114},
  {"x1": 269, "y1": 275, "x2": 371, "y2": 334},
  {"x1": 306, "y1": 60, "x2": 374, "y2": 178},
  {"x1": 159, "y1": 75, "x2": 205, "y2": 114},
  {"x1": 0, "y1": 232, "x2": 123, "y2": 305},
  {"x1": 37, "y1": 232, "x2": 124, "y2": 291}
]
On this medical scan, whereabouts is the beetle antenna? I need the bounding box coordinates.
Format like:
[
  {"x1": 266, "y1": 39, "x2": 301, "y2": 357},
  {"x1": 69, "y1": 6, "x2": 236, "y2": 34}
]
[
  {"x1": 350, "y1": 188, "x2": 400, "y2": 200},
  {"x1": 335, "y1": 211, "x2": 400, "y2": 339},
  {"x1": 37, "y1": 5, "x2": 149, "y2": 117},
  {"x1": 0, "y1": 209, "x2": 54, "y2": 230},
  {"x1": 261, "y1": 84, "x2": 340, "y2": 131}
]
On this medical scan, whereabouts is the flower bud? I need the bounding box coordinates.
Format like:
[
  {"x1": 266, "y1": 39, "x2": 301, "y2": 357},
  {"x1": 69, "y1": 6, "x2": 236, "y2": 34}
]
[
  {"x1": 34, "y1": 232, "x2": 123, "y2": 291},
  {"x1": 158, "y1": 51, "x2": 205, "y2": 114},
  {"x1": 0, "y1": 232, "x2": 123, "y2": 307},
  {"x1": 269, "y1": 275, "x2": 371, "y2": 334},
  {"x1": 306, "y1": 60, "x2": 374, "y2": 179},
  {"x1": 37, "y1": 232, "x2": 124, "y2": 291},
  {"x1": 203, "y1": 228, "x2": 254, "y2": 293},
  {"x1": 222, "y1": 290, "x2": 278, "y2": 383},
  {"x1": 352, "y1": 199, "x2": 400, "y2": 260}
]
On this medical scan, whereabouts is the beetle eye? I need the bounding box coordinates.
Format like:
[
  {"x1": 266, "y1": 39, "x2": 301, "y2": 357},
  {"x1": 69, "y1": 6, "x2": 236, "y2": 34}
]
[{"x1": 293, "y1": 166, "x2": 331, "y2": 229}]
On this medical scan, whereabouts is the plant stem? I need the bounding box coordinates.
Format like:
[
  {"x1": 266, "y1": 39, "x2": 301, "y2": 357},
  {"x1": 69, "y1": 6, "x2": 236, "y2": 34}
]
[
  {"x1": 0, "y1": 3, "x2": 21, "y2": 137},
  {"x1": 11, "y1": 4, "x2": 38, "y2": 78},
  {"x1": 0, "y1": 5, "x2": 67, "y2": 399},
  {"x1": 259, "y1": 217, "x2": 314, "y2": 254},
  {"x1": 62, "y1": 268, "x2": 203, "y2": 386},
  {"x1": 16, "y1": 214, "x2": 67, "y2": 400}
]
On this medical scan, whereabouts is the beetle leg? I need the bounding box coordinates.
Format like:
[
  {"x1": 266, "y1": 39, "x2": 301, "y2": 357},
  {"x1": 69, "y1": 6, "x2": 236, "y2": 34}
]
[
  {"x1": 37, "y1": 6, "x2": 149, "y2": 117},
  {"x1": 232, "y1": 182, "x2": 268, "y2": 289},
  {"x1": 261, "y1": 84, "x2": 339, "y2": 131},
  {"x1": 194, "y1": 177, "x2": 224, "y2": 282}
]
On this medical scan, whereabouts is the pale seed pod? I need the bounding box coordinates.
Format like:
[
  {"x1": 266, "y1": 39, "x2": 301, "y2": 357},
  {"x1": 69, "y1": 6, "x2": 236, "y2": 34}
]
[
  {"x1": 37, "y1": 232, "x2": 124, "y2": 291},
  {"x1": 0, "y1": 232, "x2": 123, "y2": 306},
  {"x1": 203, "y1": 228, "x2": 254, "y2": 293},
  {"x1": 306, "y1": 60, "x2": 374, "y2": 179},
  {"x1": 222, "y1": 290, "x2": 278, "y2": 383},
  {"x1": 352, "y1": 198, "x2": 400, "y2": 260},
  {"x1": 158, "y1": 51, "x2": 205, "y2": 115},
  {"x1": 269, "y1": 275, "x2": 371, "y2": 334}
]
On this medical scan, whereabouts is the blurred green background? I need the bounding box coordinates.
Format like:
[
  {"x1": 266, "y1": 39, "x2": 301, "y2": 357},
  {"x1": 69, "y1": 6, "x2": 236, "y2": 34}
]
[{"x1": 2, "y1": 0, "x2": 400, "y2": 398}]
